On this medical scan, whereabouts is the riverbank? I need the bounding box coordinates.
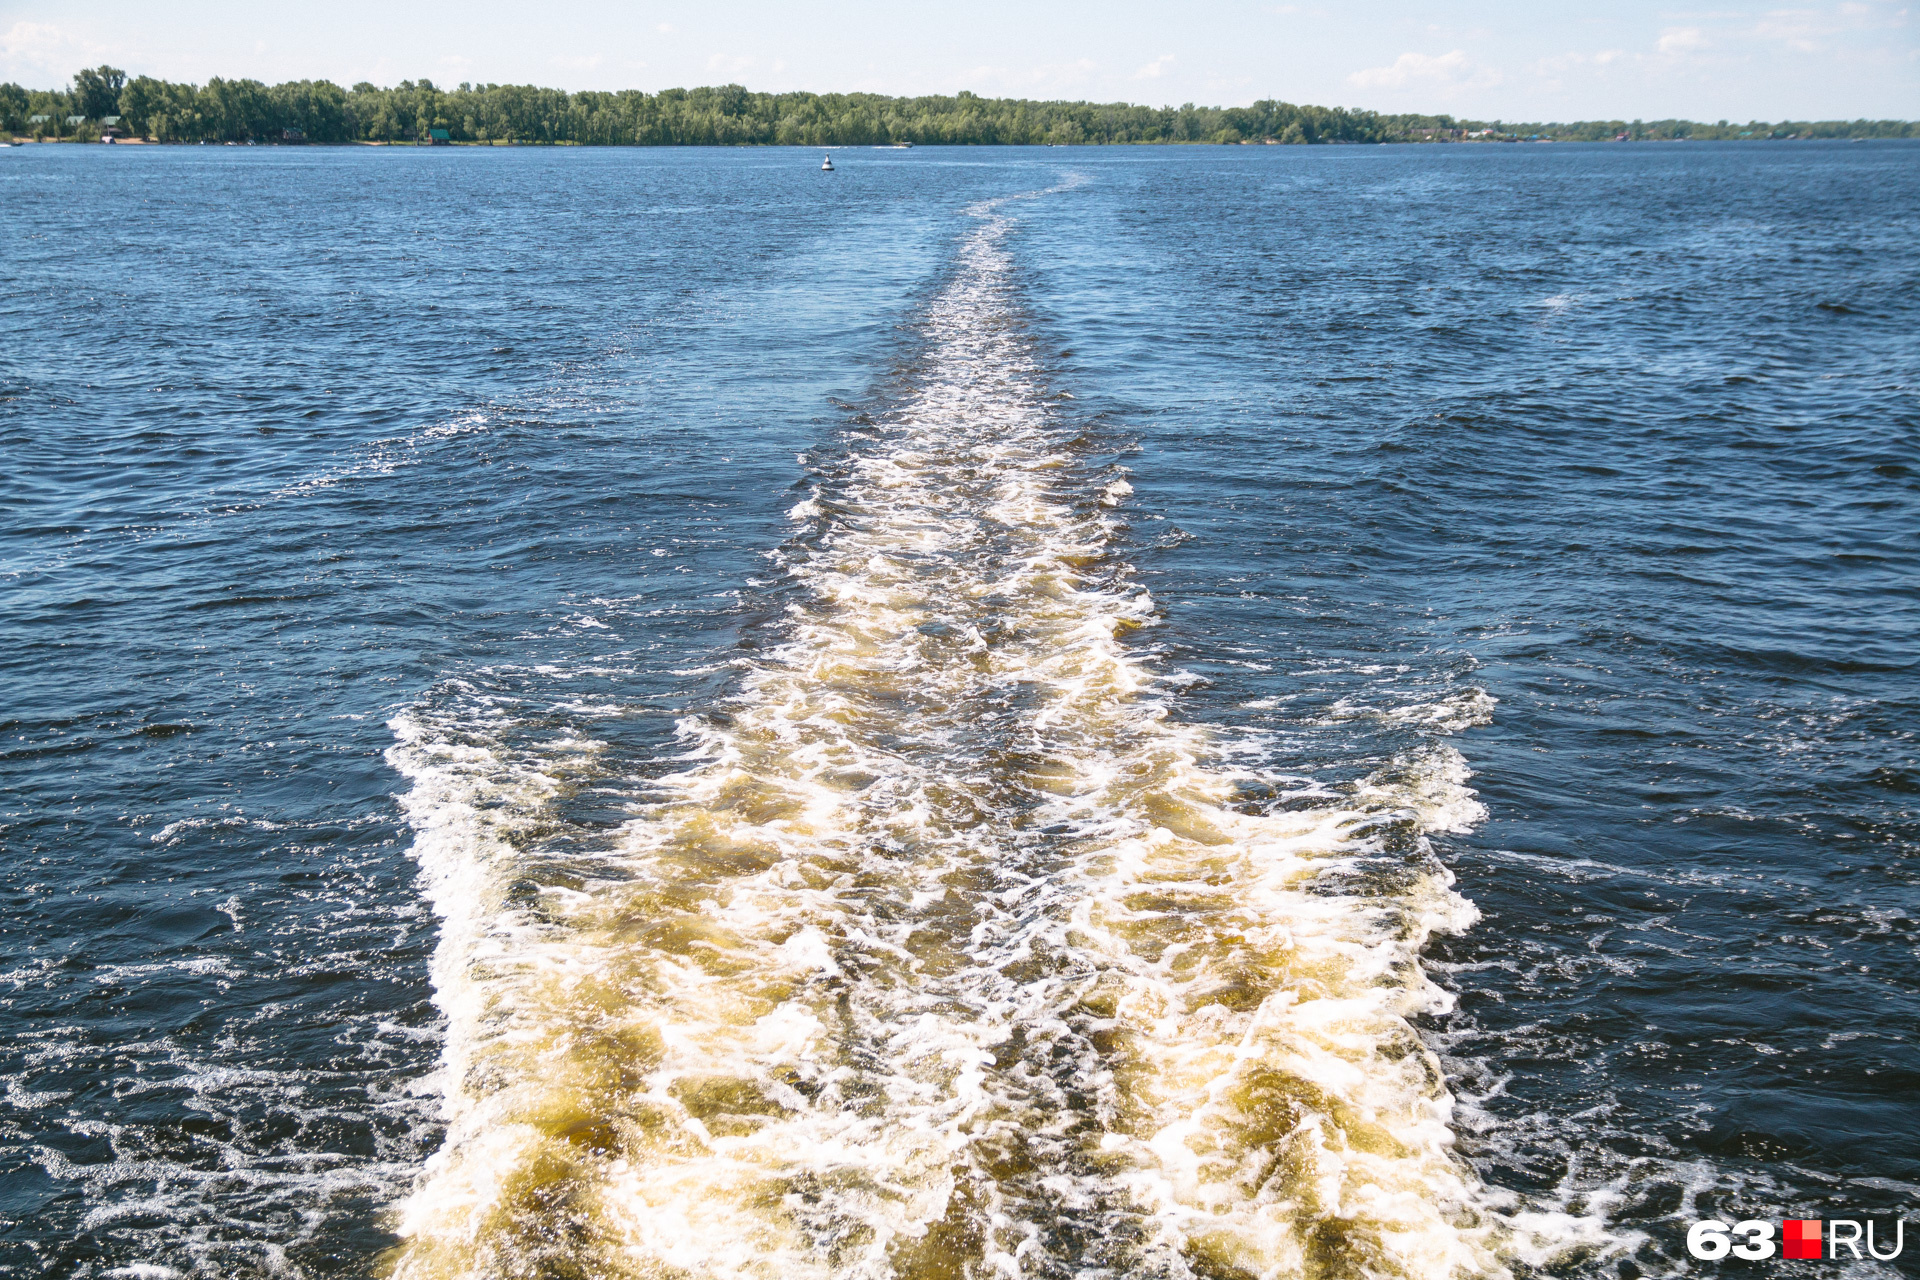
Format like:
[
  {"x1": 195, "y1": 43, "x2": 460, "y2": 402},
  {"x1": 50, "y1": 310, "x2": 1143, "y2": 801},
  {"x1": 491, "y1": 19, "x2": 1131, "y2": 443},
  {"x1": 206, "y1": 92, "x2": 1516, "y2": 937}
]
[{"x1": 7, "y1": 74, "x2": 1914, "y2": 148}]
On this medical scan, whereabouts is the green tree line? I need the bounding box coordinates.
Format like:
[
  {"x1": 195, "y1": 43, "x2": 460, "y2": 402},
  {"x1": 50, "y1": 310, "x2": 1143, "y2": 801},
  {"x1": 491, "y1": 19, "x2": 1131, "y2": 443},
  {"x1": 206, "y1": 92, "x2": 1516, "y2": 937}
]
[{"x1": 3, "y1": 67, "x2": 1913, "y2": 145}]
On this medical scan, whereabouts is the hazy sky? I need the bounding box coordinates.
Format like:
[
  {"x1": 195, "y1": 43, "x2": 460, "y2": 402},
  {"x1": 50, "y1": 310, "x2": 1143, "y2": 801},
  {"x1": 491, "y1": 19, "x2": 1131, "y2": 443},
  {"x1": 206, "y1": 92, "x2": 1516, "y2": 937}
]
[{"x1": 2, "y1": 0, "x2": 1915, "y2": 120}]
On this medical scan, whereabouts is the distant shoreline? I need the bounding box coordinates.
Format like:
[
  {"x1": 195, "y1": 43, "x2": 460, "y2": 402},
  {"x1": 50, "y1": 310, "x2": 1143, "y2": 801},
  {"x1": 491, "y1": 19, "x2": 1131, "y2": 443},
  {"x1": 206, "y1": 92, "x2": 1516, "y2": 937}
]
[
  {"x1": 12, "y1": 135, "x2": 1918, "y2": 149},
  {"x1": 7, "y1": 72, "x2": 1914, "y2": 148}
]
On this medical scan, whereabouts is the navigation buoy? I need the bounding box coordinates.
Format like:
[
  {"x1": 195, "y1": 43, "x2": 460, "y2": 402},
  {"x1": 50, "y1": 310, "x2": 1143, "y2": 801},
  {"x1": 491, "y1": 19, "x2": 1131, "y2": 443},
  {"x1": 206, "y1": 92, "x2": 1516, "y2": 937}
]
[{"x1": 821, "y1": 153, "x2": 834, "y2": 171}]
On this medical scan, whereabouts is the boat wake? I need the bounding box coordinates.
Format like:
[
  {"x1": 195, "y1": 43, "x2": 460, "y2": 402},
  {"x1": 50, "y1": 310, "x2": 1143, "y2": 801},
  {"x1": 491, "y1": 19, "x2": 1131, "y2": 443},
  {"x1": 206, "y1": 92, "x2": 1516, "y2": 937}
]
[{"x1": 385, "y1": 186, "x2": 1573, "y2": 1279}]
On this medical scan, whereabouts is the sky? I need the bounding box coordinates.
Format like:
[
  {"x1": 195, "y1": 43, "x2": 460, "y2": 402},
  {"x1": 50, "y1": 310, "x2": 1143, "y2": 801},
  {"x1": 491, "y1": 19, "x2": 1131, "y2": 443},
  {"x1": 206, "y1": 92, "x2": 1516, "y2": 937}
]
[{"x1": 2, "y1": 0, "x2": 1915, "y2": 121}]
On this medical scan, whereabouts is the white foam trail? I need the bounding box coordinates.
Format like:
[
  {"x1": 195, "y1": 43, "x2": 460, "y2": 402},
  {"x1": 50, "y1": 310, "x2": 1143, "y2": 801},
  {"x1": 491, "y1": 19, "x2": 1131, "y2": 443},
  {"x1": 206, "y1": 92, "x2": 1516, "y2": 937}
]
[{"x1": 384, "y1": 189, "x2": 1582, "y2": 1278}]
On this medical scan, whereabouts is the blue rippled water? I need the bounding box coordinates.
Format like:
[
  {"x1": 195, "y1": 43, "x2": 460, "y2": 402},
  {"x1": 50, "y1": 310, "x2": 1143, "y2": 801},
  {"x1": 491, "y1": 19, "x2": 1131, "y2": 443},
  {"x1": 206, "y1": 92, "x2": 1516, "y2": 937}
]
[{"x1": 1, "y1": 142, "x2": 1914, "y2": 1279}]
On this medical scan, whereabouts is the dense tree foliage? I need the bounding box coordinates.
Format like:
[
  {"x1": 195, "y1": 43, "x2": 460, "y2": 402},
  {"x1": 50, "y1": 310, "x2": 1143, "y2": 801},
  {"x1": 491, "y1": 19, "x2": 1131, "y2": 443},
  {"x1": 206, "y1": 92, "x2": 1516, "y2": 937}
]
[
  {"x1": 1373, "y1": 113, "x2": 1916, "y2": 142},
  {"x1": 70, "y1": 66, "x2": 126, "y2": 120},
  {"x1": 3, "y1": 67, "x2": 1914, "y2": 145}
]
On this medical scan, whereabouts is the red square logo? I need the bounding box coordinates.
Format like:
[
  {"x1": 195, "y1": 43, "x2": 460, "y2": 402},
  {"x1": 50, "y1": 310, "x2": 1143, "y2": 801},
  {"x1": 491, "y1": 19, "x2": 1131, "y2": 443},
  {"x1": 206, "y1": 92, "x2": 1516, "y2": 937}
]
[{"x1": 1784, "y1": 1219, "x2": 1822, "y2": 1260}]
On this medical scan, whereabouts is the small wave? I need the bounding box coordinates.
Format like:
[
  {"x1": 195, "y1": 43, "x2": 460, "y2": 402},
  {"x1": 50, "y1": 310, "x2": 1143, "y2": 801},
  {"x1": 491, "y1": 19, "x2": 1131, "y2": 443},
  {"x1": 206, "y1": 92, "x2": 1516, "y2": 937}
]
[{"x1": 1321, "y1": 687, "x2": 1496, "y2": 736}]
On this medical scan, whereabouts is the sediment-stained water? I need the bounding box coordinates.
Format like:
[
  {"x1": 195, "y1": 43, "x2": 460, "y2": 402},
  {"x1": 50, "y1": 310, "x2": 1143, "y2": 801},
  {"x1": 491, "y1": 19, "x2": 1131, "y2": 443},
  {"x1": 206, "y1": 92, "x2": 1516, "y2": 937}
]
[
  {"x1": 385, "y1": 191, "x2": 1525, "y2": 1278},
  {"x1": 2, "y1": 143, "x2": 1915, "y2": 1279}
]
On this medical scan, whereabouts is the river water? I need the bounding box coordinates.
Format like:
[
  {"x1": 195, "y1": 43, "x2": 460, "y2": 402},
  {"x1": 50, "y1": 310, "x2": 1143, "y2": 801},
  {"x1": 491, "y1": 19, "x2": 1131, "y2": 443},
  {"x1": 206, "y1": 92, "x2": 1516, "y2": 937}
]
[{"x1": 1, "y1": 141, "x2": 1915, "y2": 1279}]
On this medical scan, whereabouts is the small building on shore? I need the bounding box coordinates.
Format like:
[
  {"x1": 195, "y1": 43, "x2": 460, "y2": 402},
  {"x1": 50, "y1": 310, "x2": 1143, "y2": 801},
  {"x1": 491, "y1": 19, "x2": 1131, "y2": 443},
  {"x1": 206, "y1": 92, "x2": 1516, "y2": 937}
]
[{"x1": 427, "y1": 128, "x2": 451, "y2": 145}]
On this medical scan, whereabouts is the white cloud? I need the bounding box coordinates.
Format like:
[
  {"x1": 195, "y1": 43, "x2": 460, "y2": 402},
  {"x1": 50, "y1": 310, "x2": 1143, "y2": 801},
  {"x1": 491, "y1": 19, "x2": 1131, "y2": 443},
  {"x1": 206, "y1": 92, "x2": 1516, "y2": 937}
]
[
  {"x1": 1346, "y1": 48, "x2": 1501, "y2": 90},
  {"x1": 959, "y1": 57, "x2": 1100, "y2": 96},
  {"x1": 1749, "y1": 3, "x2": 1889, "y2": 50},
  {"x1": 1134, "y1": 53, "x2": 1175, "y2": 79},
  {"x1": 706, "y1": 52, "x2": 758, "y2": 78},
  {"x1": 0, "y1": 21, "x2": 98, "y2": 83},
  {"x1": 1348, "y1": 49, "x2": 1459, "y2": 88},
  {"x1": 1656, "y1": 25, "x2": 1712, "y2": 53},
  {"x1": 1533, "y1": 47, "x2": 1629, "y2": 80},
  {"x1": 1753, "y1": 16, "x2": 1825, "y2": 49},
  {"x1": 2, "y1": 20, "x2": 62, "y2": 54}
]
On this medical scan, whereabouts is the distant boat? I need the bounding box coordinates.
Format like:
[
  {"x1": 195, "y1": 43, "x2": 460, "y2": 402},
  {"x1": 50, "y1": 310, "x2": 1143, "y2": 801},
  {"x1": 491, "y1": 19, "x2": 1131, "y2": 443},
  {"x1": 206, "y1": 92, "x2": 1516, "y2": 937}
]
[{"x1": 821, "y1": 153, "x2": 834, "y2": 171}]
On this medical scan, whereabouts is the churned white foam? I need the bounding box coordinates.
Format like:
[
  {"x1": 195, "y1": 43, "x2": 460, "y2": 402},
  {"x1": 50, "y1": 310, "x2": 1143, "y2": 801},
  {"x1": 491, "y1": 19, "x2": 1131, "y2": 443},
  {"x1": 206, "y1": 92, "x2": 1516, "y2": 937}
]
[
  {"x1": 1356, "y1": 745, "x2": 1490, "y2": 836},
  {"x1": 385, "y1": 188, "x2": 1588, "y2": 1278}
]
